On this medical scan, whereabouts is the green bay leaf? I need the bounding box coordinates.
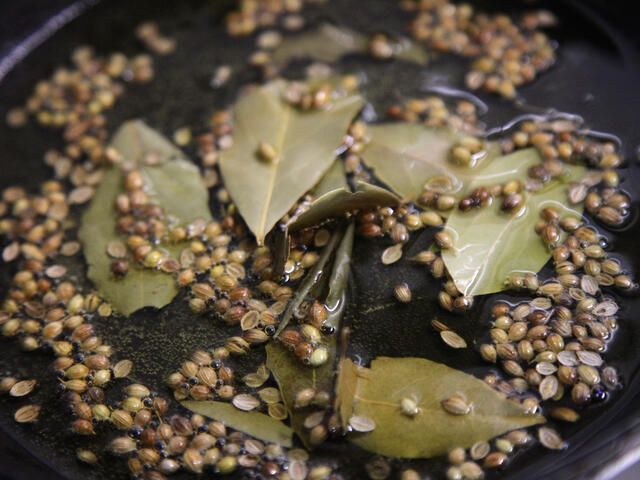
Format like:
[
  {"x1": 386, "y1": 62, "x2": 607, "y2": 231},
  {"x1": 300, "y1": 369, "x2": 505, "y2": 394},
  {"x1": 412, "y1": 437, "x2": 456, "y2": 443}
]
[
  {"x1": 313, "y1": 159, "x2": 348, "y2": 197},
  {"x1": 441, "y1": 148, "x2": 585, "y2": 296},
  {"x1": 268, "y1": 222, "x2": 354, "y2": 447},
  {"x1": 272, "y1": 23, "x2": 428, "y2": 67},
  {"x1": 219, "y1": 80, "x2": 363, "y2": 243},
  {"x1": 181, "y1": 400, "x2": 293, "y2": 447},
  {"x1": 335, "y1": 356, "x2": 545, "y2": 458},
  {"x1": 272, "y1": 23, "x2": 367, "y2": 67},
  {"x1": 361, "y1": 123, "x2": 500, "y2": 203},
  {"x1": 79, "y1": 121, "x2": 211, "y2": 315},
  {"x1": 110, "y1": 119, "x2": 183, "y2": 165},
  {"x1": 266, "y1": 343, "x2": 334, "y2": 448}
]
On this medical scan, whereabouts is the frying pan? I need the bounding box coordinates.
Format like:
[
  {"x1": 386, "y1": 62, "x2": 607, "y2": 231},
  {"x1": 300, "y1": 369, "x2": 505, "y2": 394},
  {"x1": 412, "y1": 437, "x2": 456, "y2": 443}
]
[{"x1": 0, "y1": 1, "x2": 639, "y2": 479}]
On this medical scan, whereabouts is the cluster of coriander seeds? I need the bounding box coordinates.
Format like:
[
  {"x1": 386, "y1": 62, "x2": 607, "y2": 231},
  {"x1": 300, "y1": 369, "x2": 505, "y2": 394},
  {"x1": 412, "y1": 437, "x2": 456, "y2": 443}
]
[
  {"x1": 502, "y1": 117, "x2": 623, "y2": 170},
  {"x1": 109, "y1": 410, "x2": 300, "y2": 478},
  {"x1": 277, "y1": 297, "x2": 331, "y2": 367},
  {"x1": 281, "y1": 76, "x2": 360, "y2": 111},
  {"x1": 385, "y1": 95, "x2": 484, "y2": 134},
  {"x1": 6, "y1": 45, "x2": 153, "y2": 131},
  {"x1": 167, "y1": 349, "x2": 238, "y2": 403},
  {"x1": 403, "y1": 0, "x2": 557, "y2": 99},
  {"x1": 478, "y1": 213, "x2": 627, "y2": 434},
  {"x1": 191, "y1": 109, "x2": 236, "y2": 191},
  {"x1": 445, "y1": 429, "x2": 534, "y2": 478},
  {"x1": 224, "y1": 0, "x2": 323, "y2": 37},
  {"x1": 0, "y1": 172, "x2": 299, "y2": 480}
]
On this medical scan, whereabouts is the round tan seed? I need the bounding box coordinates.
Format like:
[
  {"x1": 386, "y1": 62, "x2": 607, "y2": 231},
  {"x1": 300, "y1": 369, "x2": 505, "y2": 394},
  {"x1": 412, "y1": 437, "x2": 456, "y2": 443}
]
[
  {"x1": 381, "y1": 244, "x2": 403, "y2": 265},
  {"x1": 539, "y1": 375, "x2": 559, "y2": 400},
  {"x1": 258, "y1": 387, "x2": 281, "y2": 405},
  {"x1": 557, "y1": 350, "x2": 578, "y2": 367},
  {"x1": 470, "y1": 441, "x2": 490, "y2": 460},
  {"x1": 14, "y1": 404, "x2": 41, "y2": 423},
  {"x1": 10, "y1": 379, "x2": 37, "y2": 397},
  {"x1": 107, "y1": 240, "x2": 127, "y2": 258},
  {"x1": 393, "y1": 283, "x2": 412, "y2": 303},
  {"x1": 243, "y1": 373, "x2": 265, "y2": 388},
  {"x1": 441, "y1": 330, "x2": 467, "y2": 349},
  {"x1": 550, "y1": 407, "x2": 580, "y2": 422},
  {"x1": 576, "y1": 350, "x2": 603, "y2": 367},
  {"x1": 113, "y1": 359, "x2": 133, "y2": 378},
  {"x1": 45, "y1": 265, "x2": 67, "y2": 279},
  {"x1": 538, "y1": 427, "x2": 566, "y2": 450},
  {"x1": 232, "y1": 394, "x2": 260, "y2": 411},
  {"x1": 441, "y1": 396, "x2": 471, "y2": 415},
  {"x1": 268, "y1": 403, "x2": 288, "y2": 420},
  {"x1": 2, "y1": 242, "x2": 19, "y2": 262},
  {"x1": 349, "y1": 415, "x2": 376, "y2": 432}
]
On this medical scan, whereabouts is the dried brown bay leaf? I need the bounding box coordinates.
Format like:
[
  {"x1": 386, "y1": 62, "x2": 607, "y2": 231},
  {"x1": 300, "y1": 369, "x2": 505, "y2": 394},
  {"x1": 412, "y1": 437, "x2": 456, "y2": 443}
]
[
  {"x1": 361, "y1": 123, "x2": 500, "y2": 203},
  {"x1": 267, "y1": 223, "x2": 354, "y2": 447},
  {"x1": 79, "y1": 121, "x2": 211, "y2": 315},
  {"x1": 441, "y1": 148, "x2": 585, "y2": 296},
  {"x1": 220, "y1": 80, "x2": 363, "y2": 243},
  {"x1": 335, "y1": 356, "x2": 545, "y2": 458},
  {"x1": 272, "y1": 23, "x2": 428, "y2": 68},
  {"x1": 181, "y1": 400, "x2": 293, "y2": 447}
]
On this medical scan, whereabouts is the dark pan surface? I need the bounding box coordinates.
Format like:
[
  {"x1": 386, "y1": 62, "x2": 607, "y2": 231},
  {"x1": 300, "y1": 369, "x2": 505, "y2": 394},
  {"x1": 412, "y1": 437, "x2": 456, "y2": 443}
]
[{"x1": 0, "y1": 1, "x2": 639, "y2": 479}]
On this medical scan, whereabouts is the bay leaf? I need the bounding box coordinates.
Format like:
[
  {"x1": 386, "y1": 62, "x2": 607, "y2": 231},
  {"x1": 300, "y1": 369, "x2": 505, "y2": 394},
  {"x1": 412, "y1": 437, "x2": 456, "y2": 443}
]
[
  {"x1": 335, "y1": 356, "x2": 545, "y2": 458},
  {"x1": 360, "y1": 123, "x2": 500, "y2": 203},
  {"x1": 267, "y1": 223, "x2": 354, "y2": 447},
  {"x1": 181, "y1": 400, "x2": 293, "y2": 447},
  {"x1": 219, "y1": 80, "x2": 363, "y2": 243},
  {"x1": 441, "y1": 148, "x2": 585, "y2": 296},
  {"x1": 110, "y1": 119, "x2": 183, "y2": 165},
  {"x1": 79, "y1": 121, "x2": 212, "y2": 315},
  {"x1": 266, "y1": 343, "x2": 334, "y2": 448},
  {"x1": 313, "y1": 159, "x2": 348, "y2": 197},
  {"x1": 392, "y1": 37, "x2": 430, "y2": 65},
  {"x1": 274, "y1": 226, "x2": 345, "y2": 337},
  {"x1": 324, "y1": 221, "x2": 354, "y2": 328},
  {"x1": 272, "y1": 23, "x2": 428, "y2": 68},
  {"x1": 272, "y1": 23, "x2": 367, "y2": 67},
  {"x1": 289, "y1": 181, "x2": 399, "y2": 231}
]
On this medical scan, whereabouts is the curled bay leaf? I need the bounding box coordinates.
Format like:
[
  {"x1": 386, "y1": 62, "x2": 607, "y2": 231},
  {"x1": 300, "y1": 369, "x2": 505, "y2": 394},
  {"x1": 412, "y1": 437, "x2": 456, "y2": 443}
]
[
  {"x1": 441, "y1": 148, "x2": 585, "y2": 296},
  {"x1": 289, "y1": 181, "x2": 399, "y2": 232},
  {"x1": 267, "y1": 223, "x2": 354, "y2": 447},
  {"x1": 274, "y1": 226, "x2": 345, "y2": 337},
  {"x1": 324, "y1": 221, "x2": 354, "y2": 328},
  {"x1": 361, "y1": 123, "x2": 500, "y2": 203},
  {"x1": 181, "y1": 400, "x2": 293, "y2": 447},
  {"x1": 79, "y1": 121, "x2": 211, "y2": 315},
  {"x1": 272, "y1": 23, "x2": 428, "y2": 68},
  {"x1": 335, "y1": 356, "x2": 545, "y2": 458},
  {"x1": 220, "y1": 80, "x2": 363, "y2": 243}
]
